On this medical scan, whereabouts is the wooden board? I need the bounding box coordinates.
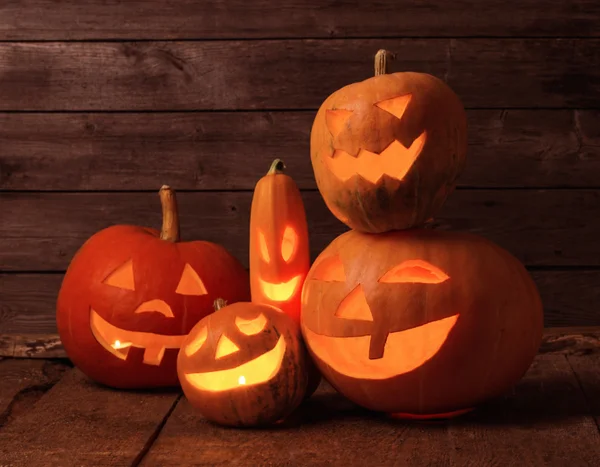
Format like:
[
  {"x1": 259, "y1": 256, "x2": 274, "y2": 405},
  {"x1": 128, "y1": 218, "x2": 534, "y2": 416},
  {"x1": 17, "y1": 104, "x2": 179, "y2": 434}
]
[
  {"x1": 0, "y1": 368, "x2": 181, "y2": 466},
  {"x1": 1, "y1": 110, "x2": 598, "y2": 191},
  {"x1": 140, "y1": 354, "x2": 600, "y2": 466},
  {"x1": 568, "y1": 354, "x2": 600, "y2": 428},
  {"x1": 0, "y1": 358, "x2": 70, "y2": 428},
  {"x1": 446, "y1": 355, "x2": 600, "y2": 466},
  {"x1": 1, "y1": 190, "x2": 599, "y2": 272},
  {"x1": 1, "y1": 0, "x2": 598, "y2": 39},
  {"x1": 0, "y1": 40, "x2": 598, "y2": 110}
]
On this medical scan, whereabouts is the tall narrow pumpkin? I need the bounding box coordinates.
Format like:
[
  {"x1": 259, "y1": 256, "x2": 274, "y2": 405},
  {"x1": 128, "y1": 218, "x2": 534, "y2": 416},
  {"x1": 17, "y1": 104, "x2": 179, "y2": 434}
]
[{"x1": 249, "y1": 159, "x2": 310, "y2": 325}]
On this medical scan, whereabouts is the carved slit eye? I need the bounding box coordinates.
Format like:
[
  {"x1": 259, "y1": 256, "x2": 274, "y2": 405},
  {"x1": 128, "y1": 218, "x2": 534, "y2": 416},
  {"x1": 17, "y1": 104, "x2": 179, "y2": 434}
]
[
  {"x1": 235, "y1": 313, "x2": 268, "y2": 336},
  {"x1": 379, "y1": 259, "x2": 449, "y2": 284},
  {"x1": 335, "y1": 285, "x2": 373, "y2": 321},
  {"x1": 281, "y1": 226, "x2": 298, "y2": 262},
  {"x1": 184, "y1": 326, "x2": 207, "y2": 357},
  {"x1": 325, "y1": 109, "x2": 353, "y2": 137},
  {"x1": 103, "y1": 259, "x2": 135, "y2": 291},
  {"x1": 176, "y1": 264, "x2": 208, "y2": 295},
  {"x1": 375, "y1": 94, "x2": 413, "y2": 121},
  {"x1": 258, "y1": 230, "x2": 271, "y2": 263},
  {"x1": 311, "y1": 255, "x2": 346, "y2": 282},
  {"x1": 215, "y1": 335, "x2": 240, "y2": 359}
]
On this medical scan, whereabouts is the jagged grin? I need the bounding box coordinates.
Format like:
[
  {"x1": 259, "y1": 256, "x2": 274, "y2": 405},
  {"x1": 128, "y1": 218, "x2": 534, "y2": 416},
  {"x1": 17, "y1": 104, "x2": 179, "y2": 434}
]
[{"x1": 90, "y1": 309, "x2": 187, "y2": 365}]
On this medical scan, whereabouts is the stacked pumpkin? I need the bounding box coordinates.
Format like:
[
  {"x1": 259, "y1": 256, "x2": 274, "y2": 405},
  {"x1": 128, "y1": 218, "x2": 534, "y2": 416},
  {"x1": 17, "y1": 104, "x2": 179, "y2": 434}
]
[{"x1": 300, "y1": 50, "x2": 544, "y2": 418}]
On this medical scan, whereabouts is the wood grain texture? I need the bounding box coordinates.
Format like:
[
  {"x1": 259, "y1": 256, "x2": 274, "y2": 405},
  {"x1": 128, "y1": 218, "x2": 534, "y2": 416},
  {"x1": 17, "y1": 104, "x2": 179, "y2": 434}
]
[
  {"x1": 446, "y1": 355, "x2": 600, "y2": 466},
  {"x1": 0, "y1": 359, "x2": 70, "y2": 428},
  {"x1": 0, "y1": 40, "x2": 598, "y2": 110},
  {"x1": 1, "y1": 1, "x2": 599, "y2": 39},
  {"x1": 0, "y1": 368, "x2": 180, "y2": 466},
  {"x1": 568, "y1": 354, "x2": 600, "y2": 429},
  {"x1": 1, "y1": 190, "x2": 598, "y2": 271},
  {"x1": 1, "y1": 272, "x2": 599, "y2": 349},
  {"x1": 1, "y1": 110, "x2": 598, "y2": 191},
  {"x1": 141, "y1": 355, "x2": 600, "y2": 466}
]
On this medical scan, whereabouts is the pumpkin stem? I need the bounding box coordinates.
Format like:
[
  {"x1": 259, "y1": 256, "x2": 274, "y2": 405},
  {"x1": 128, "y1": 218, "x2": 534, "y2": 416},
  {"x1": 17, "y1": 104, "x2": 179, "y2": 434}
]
[
  {"x1": 214, "y1": 298, "x2": 228, "y2": 311},
  {"x1": 159, "y1": 185, "x2": 180, "y2": 242},
  {"x1": 267, "y1": 159, "x2": 286, "y2": 175},
  {"x1": 374, "y1": 49, "x2": 393, "y2": 76}
]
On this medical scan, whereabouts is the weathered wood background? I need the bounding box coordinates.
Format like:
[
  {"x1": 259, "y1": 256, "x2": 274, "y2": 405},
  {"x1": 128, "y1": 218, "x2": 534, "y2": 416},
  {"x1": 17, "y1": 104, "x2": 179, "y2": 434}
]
[{"x1": 1, "y1": 1, "x2": 599, "y2": 356}]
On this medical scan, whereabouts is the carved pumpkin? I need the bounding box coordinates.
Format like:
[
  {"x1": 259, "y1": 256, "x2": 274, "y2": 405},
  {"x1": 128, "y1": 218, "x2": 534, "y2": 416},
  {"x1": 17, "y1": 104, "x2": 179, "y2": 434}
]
[
  {"x1": 177, "y1": 299, "x2": 310, "y2": 427},
  {"x1": 310, "y1": 49, "x2": 468, "y2": 233},
  {"x1": 301, "y1": 229, "x2": 543, "y2": 417},
  {"x1": 56, "y1": 186, "x2": 250, "y2": 389},
  {"x1": 249, "y1": 159, "x2": 310, "y2": 325}
]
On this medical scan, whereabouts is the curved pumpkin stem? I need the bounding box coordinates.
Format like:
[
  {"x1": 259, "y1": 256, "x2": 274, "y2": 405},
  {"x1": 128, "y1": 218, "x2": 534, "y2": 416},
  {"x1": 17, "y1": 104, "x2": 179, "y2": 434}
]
[
  {"x1": 374, "y1": 49, "x2": 393, "y2": 76},
  {"x1": 159, "y1": 185, "x2": 180, "y2": 242},
  {"x1": 267, "y1": 159, "x2": 286, "y2": 175},
  {"x1": 213, "y1": 298, "x2": 228, "y2": 311}
]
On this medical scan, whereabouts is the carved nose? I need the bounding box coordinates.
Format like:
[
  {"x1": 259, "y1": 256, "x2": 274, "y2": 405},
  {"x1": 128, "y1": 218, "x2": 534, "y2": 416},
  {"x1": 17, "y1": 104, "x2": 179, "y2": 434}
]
[{"x1": 133, "y1": 299, "x2": 174, "y2": 318}]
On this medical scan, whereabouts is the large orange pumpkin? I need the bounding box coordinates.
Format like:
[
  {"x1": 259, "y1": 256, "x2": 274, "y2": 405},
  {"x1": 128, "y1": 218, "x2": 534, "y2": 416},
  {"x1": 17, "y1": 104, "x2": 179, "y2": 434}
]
[
  {"x1": 301, "y1": 228, "x2": 543, "y2": 417},
  {"x1": 56, "y1": 186, "x2": 250, "y2": 388},
  {"x1": 249, "y1": 159, "x2": 310, "y2": 325},
  {"x1": 310, "y1": 50, "x2": 467, "y2": 233}
]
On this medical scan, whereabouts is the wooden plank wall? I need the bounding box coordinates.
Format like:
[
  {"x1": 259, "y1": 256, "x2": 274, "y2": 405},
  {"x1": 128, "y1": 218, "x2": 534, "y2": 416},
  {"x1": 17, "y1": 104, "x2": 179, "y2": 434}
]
[{"x1": 1, "y1": 1, "x2": 599, "y2": 355}]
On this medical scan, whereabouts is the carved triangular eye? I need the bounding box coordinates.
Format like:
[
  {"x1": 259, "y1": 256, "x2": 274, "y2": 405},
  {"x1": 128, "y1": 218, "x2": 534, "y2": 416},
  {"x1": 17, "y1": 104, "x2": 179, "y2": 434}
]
[
  {"x1": 103, "y1": 259, "x2": 135, "y2": 291},
  {"x1": 184, "y1": 326, "x2": 208, "y2": 357},
  {"x1": 311, "y1": 255, "x2": 346, "y2": 282},
  {"x1": 326, "y1": 109, "x2": 353, "y2": 137},
  {"x1": 375, "y1": 94, "x2": 412, "y2": 121},
  {"x1": 176, "y1": 263, "x2": 208, "y2": 295},
  {"x1": 215, "y1": 334, "x2": 240, "y2": 359},
  {"x1": 379, "y1": 259, "x2": 449, "y2": 284},
  {"x1": 335, "y1": 285, "x2": 373, "y2": 321}
]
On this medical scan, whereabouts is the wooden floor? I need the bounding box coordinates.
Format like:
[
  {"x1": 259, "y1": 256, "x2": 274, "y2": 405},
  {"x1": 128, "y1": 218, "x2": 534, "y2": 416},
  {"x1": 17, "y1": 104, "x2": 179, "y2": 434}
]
[{"x1": 0, "y1": 329, "x2": 598, "y2": 467}]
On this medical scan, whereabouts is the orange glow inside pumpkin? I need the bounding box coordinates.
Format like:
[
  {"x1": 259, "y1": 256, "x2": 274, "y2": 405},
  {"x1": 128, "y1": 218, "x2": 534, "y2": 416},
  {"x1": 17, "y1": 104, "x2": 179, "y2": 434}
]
[
  {"x1": 304, "y1": 314, "x2": 459, "y2": 379},
  {"x1": 305, "y1": 257, "x2": 458, "y2": 378},
  {"x1": 259, "y1": 275, "x2": 302, "y2": 302},
  {"x1": 281, "y1": 226, "x2": 298, "y2": 262},
  {"x1": 235, "y1": 313, "x2": 268, "y2": 335},
  {"x1": 311, "y1": 255, "x2": 346, "y2": 282},
  {"x1": 334, "y1": 285, "x2": 373, "y2": 321},
  {"x1": 103, "y1": 259, "x2": 135, "y2": 290},
  {"x1": 324, "y1": 94, "x2": 427, "y2": 184},
  {"x1": 183, "y1": 335, "x2": 286, "y2": 392},
  {"x1": 326, "y1": 135, "x2": 426, "y2": 184},
  {"x1": 176, "y1": 263, "x2": 208, "y2": 295},
  {"x1": 379, "y1": 259, "x2": 449, "y2": 284},
  {"x1": 215, "y1": 334, "x2": 241, "y2": 359},
  {"x1": 90, "y1": 309, "x2": 186, "y2": 365},
  {"x1": 258, "y1": 230, "x2": 271, "y2": 263}
]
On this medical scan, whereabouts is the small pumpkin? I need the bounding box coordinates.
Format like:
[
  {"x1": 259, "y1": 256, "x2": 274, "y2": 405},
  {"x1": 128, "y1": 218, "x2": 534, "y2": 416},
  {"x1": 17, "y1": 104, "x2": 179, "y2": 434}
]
[
  {"x1": 301, "y1": 228, "x2": 543, "y2": 418},
  {"x1": 177, "y1": 299, "x2": 311, "y2": 427},
  {"x1": 56, "y1": 186, "x2": 250, "y2": 389},
  {"x1": 249, "y1": 159, "x2": 310, "y2": 325},
  {"x1": 310, "y1": 49, "x2": 468, "y2": 233}
]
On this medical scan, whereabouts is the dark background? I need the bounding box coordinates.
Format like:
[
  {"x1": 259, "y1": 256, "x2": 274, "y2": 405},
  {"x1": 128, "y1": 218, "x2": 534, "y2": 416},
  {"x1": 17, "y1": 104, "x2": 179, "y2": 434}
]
[{"x1": 0, "y1": 1, "x2": 599, "y2": 355}]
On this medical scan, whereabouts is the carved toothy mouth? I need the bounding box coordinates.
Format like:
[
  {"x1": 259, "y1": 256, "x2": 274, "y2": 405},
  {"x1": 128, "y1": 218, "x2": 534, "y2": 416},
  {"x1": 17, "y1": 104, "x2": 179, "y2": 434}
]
[
  {"x1": 259, "y1": 275, "x2": 302, "y2": 302},
  {"x1": 326, "y1": 132, "x2": 427, "y2": 185},
  {"x1": 90, "y1": 309, "x2": 187, "y2": 365},
  {"x1": 303, "y1": 313, "x2": 459, "y2": 379},
  {"x1": 183, "y1": 334, "x2": 286, "y2": 392}
]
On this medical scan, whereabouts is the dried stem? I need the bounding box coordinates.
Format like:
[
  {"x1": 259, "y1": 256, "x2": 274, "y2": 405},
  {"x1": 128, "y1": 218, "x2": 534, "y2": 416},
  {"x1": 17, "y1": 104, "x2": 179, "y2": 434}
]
[{"x1": 159, "y1": 185, "x2": 180, "y2": 242}]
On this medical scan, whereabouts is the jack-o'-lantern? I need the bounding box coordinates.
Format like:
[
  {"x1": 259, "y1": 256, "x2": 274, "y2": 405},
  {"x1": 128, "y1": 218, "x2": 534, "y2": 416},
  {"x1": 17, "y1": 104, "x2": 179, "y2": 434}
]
[
  {"x1": 310, "y1": 49, "x2": 468, "y2": 233},
  {"x1": 301, "y1": 229, "x2": 543, "y2": 417},
  {"x1": 56, "y1": 186, "x2": 250, "y2": 389},
  {"x1": 177, "y1": 299, "x2": 310, "y2": 427},
  {"x1": 249, "y1": 159, "x2": 310, "y2": 325}
]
